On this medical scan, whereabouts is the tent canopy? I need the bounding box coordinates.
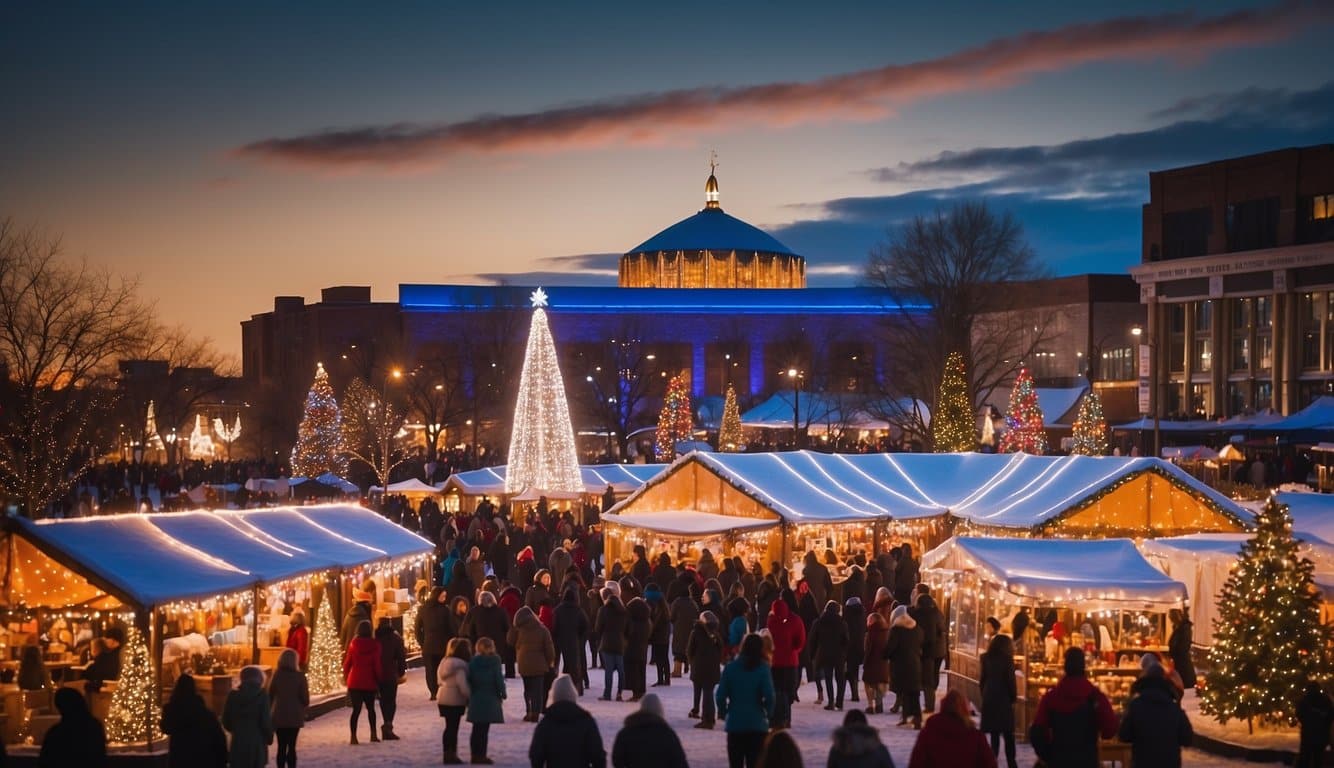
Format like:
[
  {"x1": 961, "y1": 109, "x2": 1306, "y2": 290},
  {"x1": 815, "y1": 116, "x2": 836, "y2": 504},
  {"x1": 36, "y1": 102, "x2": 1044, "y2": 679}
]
[
  {"x1": 601, "y1": 511, "x2": 778, "y2": 537},
  {"x1": 610, "y1": 451, "x2": 1250, "y2": 534},
  {"x1": 1161, "y1": 445, "x2": 1219, "y2": 460},
  {"x1": 441, "y1": 464, "x2": 665, "y2": 497},
  {"x1": 3, "y1": 504, "x2": 432, "y2": 610},
  {"x1": 373, "y1": 478, "x2": 440, "y2": 495},
  {"x1": 924, "y1": 536, "x2": 1188, "y2": 605},
  {"x1": 1264, "y1": 396, "x2": 1334, "y2": 432},
  {"x1": 1035, "y1": 385, "x2": 1088, "y2": 427}
]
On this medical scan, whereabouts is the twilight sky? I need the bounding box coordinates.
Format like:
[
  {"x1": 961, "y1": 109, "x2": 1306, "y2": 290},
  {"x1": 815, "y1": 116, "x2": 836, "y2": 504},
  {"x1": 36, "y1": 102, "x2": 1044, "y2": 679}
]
[{"x1": 3, "y1": 1, "x2": 1332, "y2": 358}]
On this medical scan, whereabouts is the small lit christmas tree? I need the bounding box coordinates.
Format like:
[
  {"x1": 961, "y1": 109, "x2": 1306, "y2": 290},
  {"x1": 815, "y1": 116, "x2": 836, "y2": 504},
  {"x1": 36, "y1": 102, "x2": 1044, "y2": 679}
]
[
  {"x1": 308, "y1": 591, "x2": 345, "y2": 695},
  {"x1": 1202, "y1": 496, "x2": 1333, "y2": 730},
  {"x1": 1070, "y1": 390, "x2": 1108, "y2": 456},
  {"x1": 292, "y1": 363, "x2": 347, "y2": 477},
  {"x1": 505, "y1": 288, "x2": 583, "y2": 494},
  {"x1": 999, "y1": 367, "x2": 1047, "y2": 454},
  {"x1": 980, "y1": 407, "x2": 996, "y2": 448},
  {"x1": 718, "y1": 384, "x2": 743, "y2": 452},
  {"x1": 932, "y1": 351, "x2": 974, "y2": 452},
  {"x1": 655, "y1": 373, "x2": 694, "y2": 461},
  {"x1": 104, "y1": 624, "x2": 161, "y2": 745}
]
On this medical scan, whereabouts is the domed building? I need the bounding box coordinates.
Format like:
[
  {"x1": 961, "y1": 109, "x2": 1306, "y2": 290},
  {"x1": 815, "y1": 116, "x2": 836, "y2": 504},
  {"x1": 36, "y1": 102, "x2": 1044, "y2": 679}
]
[{"x1": 619, "y1": 171, "x2": 805, "y2": 289}]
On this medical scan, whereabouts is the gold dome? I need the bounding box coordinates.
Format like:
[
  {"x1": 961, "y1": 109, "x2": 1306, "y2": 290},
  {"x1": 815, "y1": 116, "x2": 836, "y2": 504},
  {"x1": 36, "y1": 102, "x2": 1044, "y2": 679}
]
[{"x1": 705, "y1": 173, "x2": 720, "y2": 209}]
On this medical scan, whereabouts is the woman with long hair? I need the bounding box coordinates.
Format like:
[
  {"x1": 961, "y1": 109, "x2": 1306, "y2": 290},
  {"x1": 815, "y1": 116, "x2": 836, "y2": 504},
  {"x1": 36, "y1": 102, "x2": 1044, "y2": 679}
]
[
  {"x1": 343, "y1": 619, "x2": 382, "y2": 744},
  {"x1": 467, "y1": 637, "x2": 506, "y2": 764},
  {"x1": 269, "y1": 648, "x2": 310, "y2": 768},
  {"x1": 161, "y1": 674, "x2": 227, "y2": 768},
  {"x1": 756, "y1": 729, "x2": 804, "y2": 768},
  {"x1": 437, "y1": 637, "x2": 472, "y2": 765},
  {"x1": 908, "y1": 689, "x2": 996, "y2": 768},
  {"x1": 716, "y1": 633, "x2": 776, "y2": 768},
  {"x1": 979, "y1": 634, "x2": 1017, "y2": 768}
]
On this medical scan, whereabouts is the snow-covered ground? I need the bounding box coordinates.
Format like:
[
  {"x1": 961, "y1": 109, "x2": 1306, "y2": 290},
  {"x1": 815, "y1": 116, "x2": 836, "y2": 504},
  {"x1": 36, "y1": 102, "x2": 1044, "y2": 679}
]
[{"x1": 297, "y1": 671, "x2": 1282, "y2": 767}]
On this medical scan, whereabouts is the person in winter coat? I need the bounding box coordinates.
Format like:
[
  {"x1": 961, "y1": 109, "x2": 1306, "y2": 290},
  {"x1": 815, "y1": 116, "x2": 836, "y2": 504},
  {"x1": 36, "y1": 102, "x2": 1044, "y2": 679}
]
[
  {"x1": 810, "y1": 599, "x2": 850, "y2": 711},
  {"x1": 1117, "y1": 662, "x2": 1193, "y2": 768},
  {"x1": 843, "y1": 597, "x2": 866, "y2": 706},
  {"x1": 630, "y1": 545, "x2": 652, "y2": 586},
  {"x1": 978, "y1": 634, "x2": 1017, "y2": 768},
  {"x1": 1167, "y1": 608, "x2": 1196, "y2": 691},
  {"x1": 910, "y1": 590, "x2": 946, "y2": 713},
  {"x1": 343, "y1": 619, "x2": 382, "y2": 744},
  {"x1": 796, "y1": 582, "x2": 821, "y2": 703},
  {"x1": 826, "y1": 708, "x2": 895, "y2": 768},
  {"x1": 610, "y1": 692, "x2": 688, "y2": 768},
  {"x1": 644, "y1": 583, "x2": 672, "y2": 686},
  {"x1": 842, "y1": 565, "x2": 866, "y2": 608},
  {"x1": 550, "y1": 542, "x2": 574, "y2": 580},
  {"x1": 509, "y1": 605, "x2": 557, "y2": 721},
  {"x1": 463, "y1": 590, "x2": 512, "y2": 660},
  {"x1": 670, "y1": 586, "x2": 700, "y2": 677},
  {"x1": 418, "y1": 586, "x2": 456, "y2": 699},
  {"x1": 39, "y1": 688, "x2": 107, "y2": 768},
  {"x1": 1296, "y1": 682, "x2": 1334, "y2": 768},
  {"x1": 341, "y1": 590, "x2": 374, "y2": 649},
  {"x1": 530, "y1": 674, "x2": 606, "y2": 768},
  {"x1": 755, "y1": 580, "x2": 778, "y2": 631},
  {"x1": 467, "y1": 637, "x2": 507, "y2": 764},
  {"x1": 765, "y1": 598, "x2": 805, "y2": 729},
  {"x1": 597, "y1": 589, "x2": 629, "y2": 700},
  {"x1": 699, "y1": 548, "x2": 720, "y2": 581},
  {"x1": 552, "y1": 586, "x2": 590, "y2": 692},
  {"x1": 687, "y1": 611, "x2": 726, "y2": 728},
  {"x1": 893, "y1": 545, "x2": 919, "y2": 606},
  {"x1": 161, "y1": 673, "x2": 227, "y2": 768},
  {"x1": 862, "y1": 608, "x2": 891, "y2": 714},
  {"x1": 223, "y1": 665, "x2": 275, "y2": 768},
  {"x1": 727, "y1": 597, "x2": 751, "y2": 656},
  {"x1": 268, "y1": 648, "x2": 310, "y2": 768},
  {"x1": 625, "y1": 595, "x2": 653, "y2": 701},
  {"x1": 650, "y1": 553, "x2": 675, "y2": 593},
  {"x1": 437, "y1": 638, "x2": 473, "y2": 765},
  {"x1": 1030, "y1": 648, "x2": 1118, "y2": 768},
  {"x1": 374, "y1": 617, "x2": 407, "y2": 740},
  {"x1": 516, "y1": 546, "x2": 539, "y2": 592},
  {"x1": 885, "y1": 605, "x2": 923, "y2": 729},
  {"x1": 285, "y1": 611, "x2": 310, "y2": 669},
  {"x1": 907, "y1": 689, "x2": 996, "y2": 768},
  {"x1": 802, "y1": 551, "x2": 833, "y2": 608},
  {"x1": 527, "y1": 569, "x2": 554, "y2": 611},
  {"x1": 499, "y1": 585, "x2": 524, "y2": 677},
  {"x1": 717, "y1": 633, "x2": 776, "y2": 768}
]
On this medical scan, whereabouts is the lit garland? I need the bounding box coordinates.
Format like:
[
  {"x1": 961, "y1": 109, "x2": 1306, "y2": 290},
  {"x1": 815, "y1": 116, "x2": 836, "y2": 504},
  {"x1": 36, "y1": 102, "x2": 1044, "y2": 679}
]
[
  {"x1": 999, "y1": 368, "x2": 1047, "y2": 455},
  {"x1": 1201, "y1": 496, "x2": 1333, "y2": 729},
  {"x1": 655, "y1": 372, "x2": 694, "y2": 461},
  {"x1": 104, "y1": 623, "x2": 161, "y2": 745},
  {"x1": 504, "y1": 290, "x2": 583, "y2": 494},
  {"x1": 292, "y1": 363, "x2": 348, "y2": 478},
  {"x1": 1070, "y1": 389, "x2": 1108, "y2": 456},
  {"x1": 308, "y1": 590, "x2": 345, "y2": 695},
  {"x1": 932, "y1": 351, "x2": 974, "y2": 453},
  {"x1": 718, "y1": 383, "x2": 743, "y2": 452}
]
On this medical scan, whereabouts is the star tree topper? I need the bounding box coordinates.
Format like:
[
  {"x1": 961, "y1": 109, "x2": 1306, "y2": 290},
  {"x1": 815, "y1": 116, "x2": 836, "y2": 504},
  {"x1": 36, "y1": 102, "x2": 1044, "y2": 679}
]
[{"x1": 530, "y1": 287, "x2": 549, "y2": 308}]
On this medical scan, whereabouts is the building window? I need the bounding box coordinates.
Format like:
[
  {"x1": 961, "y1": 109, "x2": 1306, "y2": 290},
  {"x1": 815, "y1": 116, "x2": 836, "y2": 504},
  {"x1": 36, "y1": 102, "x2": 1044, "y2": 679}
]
[
  {"x1": 1169, "y1": 304, "x2": 1186, "y2": 333},
  {"x1": 1227, "y1": 196, "x2": 1280, "y2": 252},
  {"x1": 1233, "y1": 298, "x2": 1251, "y2": 330},
  {"x1": 1300, "y1": 193, "x2": 1334, "y2": 244},
  {"x1": 1195, "y1": 301, "x2": 1213, "y2": 333},
  {"x1": 1190, "y1": 383, "x2": 1211, "y2": 418},
  {"x1": 1257, "y1": 381, "x2": 1273, "y2": 411},
  {"x1": 1101, "y1": 346, "x2": 1134, "y2": 381},
  {"x1": 1166, "y1": 383, "x2": 1184, "y2": 417},
  {"x1": 1163, "y1": 207, "x2": 1211, "y2": 260},
  {"x1": 1256, "y1": 296, "x2": 1272, "y2": 329},
  {"x1": 1258, "y1": 334, "x2": 1274, "y2": 370},
  {"x1": 1169, "y1": 338, "x2": 1186, "y2": 373},
  {"x1": 1302, "y1": 292, "x2": 1326, "y2": 370},
  {"x1": 1228, "y1": 382, "x2": 1249, "y2": 414},
  {"x1": 1299, "y1": 380, "x2": 1334, "y2": 408},
  {"x1": 1232, "y1": 335, "x2": 1250, "y2": 370},
  {"x1": 1194, "y1": 337, "x2": 1213, "y2": 372},
  {"x1": 1031, "y1": 350, "x2": 1060, "y2": 380},
  {"x1": 1316, "y1": 194, "x2": 1334, "y2": 220}
]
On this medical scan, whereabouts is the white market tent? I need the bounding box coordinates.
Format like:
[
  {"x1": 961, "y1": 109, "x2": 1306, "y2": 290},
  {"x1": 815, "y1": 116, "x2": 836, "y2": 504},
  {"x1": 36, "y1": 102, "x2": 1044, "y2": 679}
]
[
  {"x1": 440, "y1": 463, "x2": 666, "y2": 498},
  {"x1": 600, "y1": 510, "x2": 778, "y2": 537},
  {"x1": 371, "y1": 478, "x2": 442, "y2": 495},
  {"x1": 1035, "y1": 385, "x2": 1088, "y2": 427},
  {"x1": 1161, "y1": 445, "x2": 1220, "y2": 460},
  {"x1": 1274, "y1": 490, "x2": 1334, "y2": 545},
  {"x1": 0, "y1": 504, "x2": 433, "y2": 611},
  {"x1": 925, "y1": 536, "x2": 1188, "y2": 607}
]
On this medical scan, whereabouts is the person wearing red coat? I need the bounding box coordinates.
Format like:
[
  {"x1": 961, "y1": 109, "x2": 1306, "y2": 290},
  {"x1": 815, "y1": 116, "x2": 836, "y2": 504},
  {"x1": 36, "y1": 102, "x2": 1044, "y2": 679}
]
[
  {"x1": 766, "y1": 599, "x2": 805, "y2": 729},
  {"x1": 342, "y1": 620, "x2": 383, "y2": 744},
  {"x1": 908, "y1": 689, "x2": 997, "y2": 768},
  {"x1": 285, "y1": 612, "x2": 309, "y2": 669}
]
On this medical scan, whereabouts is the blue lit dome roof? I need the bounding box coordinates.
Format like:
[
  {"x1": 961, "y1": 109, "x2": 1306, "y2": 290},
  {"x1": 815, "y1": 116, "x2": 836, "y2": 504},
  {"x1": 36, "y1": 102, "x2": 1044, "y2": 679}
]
[{"x1": 627, "y1": 207, "x2": 798, "y2": 257}]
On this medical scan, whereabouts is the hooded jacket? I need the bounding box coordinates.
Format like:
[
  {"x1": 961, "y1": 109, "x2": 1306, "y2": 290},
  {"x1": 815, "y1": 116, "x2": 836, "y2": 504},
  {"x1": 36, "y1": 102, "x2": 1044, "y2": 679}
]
[
  {"x1": 375, "y1": 622, "x2": 407, "y2": 683},
  {"x1": 553, "y1": 589, "x2": 589, "y2": 654},
  {"x1": 508, "y1": 606, "x2": 556, "y2": 677},
  {"x1": 436, "y1": 655, "x2": 471, "y2": 707},
  {"x1": 911, "y1": 594, "x2": 946, "y2": 660},
  {"x1": 267, "y1": 664, "x2": 310, "y2": 731},
  {"x1": 595, "y1": 595, "x2": 629, "y2": 654},
  {"x1": 343, "y1": 635, "x2": 383, "y2": 691},
  {"x1": 766, "y1": 599, "x2": 806, "y2": 669},
  {"x1": 802, "y1": 551, "x2": 833, "y2": 607},
  {"x1": 222, "y1": 679, "x2": 274, "y2": 768},
  {"x1": 526, "y1": 570, "x2": 553, "y2": 611},
  {"x1": 611, "y1": 710, "x2": 689, "y2": 768},
  {"x1": 161, "y1": 685, "x2": 228, "y2": 768},
  {"x1": 827, "y1": 721, "x2": 896, "y2": 768},
  {"x1": 670, "y1": 592, "x2": 700, "y2": 657},
  {"x1": 862, "y1": 612, "x2": 890, "y2": 686},
  {"x1": 417, "y1": 589, "x2": 455, "y2": 656},
  {"x1": 715, "y1": 655, "x2": 775, "y2": 734},
  {"x1": 462, "y1": 594, "x2": 511, "y2": 648},
  {"x1": 844, "y1": 598, "x2": 867, "y2": 665},
  {"x1": 651, "y1": 553, "x2": 677, "y2": 593},
  {"x1": 40, "y1": 688, "x2": 108, "y2": 767},
  {"x1": 529, "y1": 699, "x2": 606, "y2": 768},
  {"x1": 686, "y1": 620, "x2": 725, "y2": 686},
  {"x1": 885, "y1": 607, "x2": 922, "y2": 693},
  {"x1": 810, "y1": 603, "x2": 850, "y2": 669}
]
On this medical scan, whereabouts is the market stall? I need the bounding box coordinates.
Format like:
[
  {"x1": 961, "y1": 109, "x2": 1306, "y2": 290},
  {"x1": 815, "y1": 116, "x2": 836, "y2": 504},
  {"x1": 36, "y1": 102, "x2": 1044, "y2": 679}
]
[
  {"x1": 438, "y1": 463, "x2": 663, "y2": 515},
  {"x1": 370, "y1": 477, "x2": 443, "y2": 504},
  {"x1": 922, "y1": 536, "x2": 1188, "y2": 737}
]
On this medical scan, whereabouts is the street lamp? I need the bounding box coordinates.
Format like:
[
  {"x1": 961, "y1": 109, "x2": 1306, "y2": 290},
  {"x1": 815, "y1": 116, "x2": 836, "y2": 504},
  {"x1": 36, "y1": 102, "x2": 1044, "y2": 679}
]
[
  {"x1": 787, "y1": 367, "x2": 803, "y2": 449},
  {"x1": 1132, "y1": 325, "x2": 1160, "y2": 458}
]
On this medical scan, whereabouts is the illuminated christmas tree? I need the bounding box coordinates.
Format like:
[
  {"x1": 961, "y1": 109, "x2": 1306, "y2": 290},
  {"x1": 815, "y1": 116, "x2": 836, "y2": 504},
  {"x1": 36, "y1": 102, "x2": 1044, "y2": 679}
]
[
  {"x1": 656, "y1": 373, "x2": 694, "y2": 461},
  {"x1": 505, "y1": 288, "x2": 583, "y2": 494},
  {"x1": 718, "y1": 384, "x2": 743, "y2": 452},
  {"x1": 932, "y1": 351, "x2": 974, "y2": 452},
  {"x1": 1070, "y1": 390, "x2": 1108, "y2": 456},
  {"x1": 1202, "y1": 497, "x2": 1332, "y2": 730},
  {"x1": 308, "y1": 590, "x2": 345, "y2": 695},
  {"x1": 291, "y1": 363, "x2": 347, "y2": 477},
  {"x1": 998, "y1": 368, "x2": 1047, "y2": 454},
  {"x1": 104, "y1": 624, "x2": 161, "y2": 745}
]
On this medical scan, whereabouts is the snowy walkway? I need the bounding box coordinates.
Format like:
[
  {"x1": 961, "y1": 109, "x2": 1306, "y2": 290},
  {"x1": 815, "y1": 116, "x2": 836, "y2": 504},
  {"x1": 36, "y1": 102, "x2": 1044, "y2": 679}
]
[{"x1": 298, "y1": 672, "x2": 1277, "y2": 767}]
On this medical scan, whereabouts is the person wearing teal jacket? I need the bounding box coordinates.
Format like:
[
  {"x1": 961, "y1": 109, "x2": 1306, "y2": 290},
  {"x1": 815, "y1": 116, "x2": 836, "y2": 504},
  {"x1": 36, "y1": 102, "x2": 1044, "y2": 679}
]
[
  {"x1": 715, "y1": 633, "x2": 775, "y2": 768},
  {"x1": 466, "y1": 637, "x2": 507, "y2": 764}
]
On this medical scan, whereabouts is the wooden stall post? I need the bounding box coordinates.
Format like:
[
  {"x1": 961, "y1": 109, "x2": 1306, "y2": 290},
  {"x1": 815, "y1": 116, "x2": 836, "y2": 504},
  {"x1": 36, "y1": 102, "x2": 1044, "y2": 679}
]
[{"x1": 251, "y1": 586, "x2": 261, "y2": 665}]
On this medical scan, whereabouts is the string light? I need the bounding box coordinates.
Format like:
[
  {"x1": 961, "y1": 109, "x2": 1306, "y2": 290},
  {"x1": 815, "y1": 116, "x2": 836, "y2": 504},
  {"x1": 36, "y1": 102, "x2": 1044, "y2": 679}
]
[
  {"x1": 308, "y1": 590, "x2": 345, "y2": 695},
  {"x1": 999, "y1": 367, "x2": 1047, "y2": 454},
  {"x1": 1070, "y1": 389, "x2": 1108, "y2": 456},
  {"x1": 718, "y1": 384, "x2": 743, "y2": 452},
  {"x1": 104, "y1": 623, "x2": 161, "y2": 746},
  {"x1": 655, "y1": 372, "x2": 694, "y2": 461},
  {"x1": 505, "y1": 294, "x2": 583, "y2": 494},
  {"x1": 932, "y1": 351, "x2": 974, "y2": 452},
  {"x1": 292, "y1": 363, "x2": 348, "y2": 478}
]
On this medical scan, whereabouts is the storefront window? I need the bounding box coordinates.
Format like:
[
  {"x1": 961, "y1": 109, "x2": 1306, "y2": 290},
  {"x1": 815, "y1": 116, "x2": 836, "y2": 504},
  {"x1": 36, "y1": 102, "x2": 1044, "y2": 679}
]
[
  {"x1": 1194, "y1": 337, "x2": 1212, "y2": 372},
  {"x1": 1231, "y1": 335, "x2": 1250, "y2": 370},
  {"x1": 1191, "y1": 383, "x2": 1211, "y2": 418},
  {"x1": 1256, "y1": 296, "x2": 1272, "y2": 329},
  {"x1": 1195, "y1": 300, "x2": 1213, "y2": 333},
  {"x1": 1233, "y1": 298, "x2": 1251, "y2": 329},
  {"x1": 1169, "y1": 339, "x2": 1185, "y2": 373},
  {"x1": 1228, "y1": 382, "x2": 1249, "y2": 414},
  {"x1": 1257, "y1": 381, "x2": 1274, "y2": 410},
  {"x1": 1258, "y1": 334, "x2": 1273, "y2": 370}
]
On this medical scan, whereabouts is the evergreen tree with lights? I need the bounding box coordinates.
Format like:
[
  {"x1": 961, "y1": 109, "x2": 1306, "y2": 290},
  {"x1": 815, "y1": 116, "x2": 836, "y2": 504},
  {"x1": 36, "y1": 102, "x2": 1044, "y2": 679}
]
[
  {"x1": 104, "y1": 624, "x2": 161, "y2": 745},
  {"x1": 718, "y1": 384, "x2": 743, "y2": 452},
  {"x1": 998, "y1": 367, "x2": 1047, "y2": 454},
  {"x1": 656, "y1": 373, "x2": 694, "y2": 461},
  {"x1": 1070, "y1": 389, "x2": 1108, "y2": 456},
  {"x1": 1202, "y1": 496, "x2": 1332, "y2": 730},
  {"x1": 308, "y1": 591, "x2": 346, "y2": 695},
  {"x1": 932, "y1": 351, "x2": 974, "y2": 452},
  {"x1": 291, "y1": 363, "x2": 347, "y2": 477},
  {"x1": 505, "y1": 288, "x2": 583, "y2": 494}
]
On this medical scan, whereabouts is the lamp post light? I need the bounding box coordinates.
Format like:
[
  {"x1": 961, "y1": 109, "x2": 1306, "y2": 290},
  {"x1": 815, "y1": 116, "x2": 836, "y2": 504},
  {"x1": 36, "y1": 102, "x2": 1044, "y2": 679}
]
[
  {"x1": 1131, "y1": 325, "x2": 1160, "y2": 458},
  {"x1": 787, "y1": 367, "x2": 803, "y2": 449}
]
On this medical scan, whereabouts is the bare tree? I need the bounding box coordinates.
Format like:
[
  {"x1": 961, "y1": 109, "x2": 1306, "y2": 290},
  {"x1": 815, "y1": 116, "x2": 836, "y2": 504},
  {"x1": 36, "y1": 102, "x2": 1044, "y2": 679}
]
[
  {"x1": 572, "y1": 320, "x2": 660, "y2": 459},
  {"x1": 118, "y1": 327, "x2": 236, "y2": 464},
  {"x1": 863, "y1": 201, "x2": 1053, "y2": 445},
  {"x1": 341, "y1": 376, "x2": 409, "y2": 488},
  {"x1": 401, "y1": 343, "x2": 472, "y2": 462},
  {"x1": 0, "y1": 221, "x2": 155, "y2": 516}
]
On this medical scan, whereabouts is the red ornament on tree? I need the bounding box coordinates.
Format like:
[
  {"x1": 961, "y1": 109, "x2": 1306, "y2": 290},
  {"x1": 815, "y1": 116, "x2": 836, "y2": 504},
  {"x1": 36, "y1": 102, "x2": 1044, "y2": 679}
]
[{"x1": 999, "y1": 367, "x2": 1047, "y2": 454}]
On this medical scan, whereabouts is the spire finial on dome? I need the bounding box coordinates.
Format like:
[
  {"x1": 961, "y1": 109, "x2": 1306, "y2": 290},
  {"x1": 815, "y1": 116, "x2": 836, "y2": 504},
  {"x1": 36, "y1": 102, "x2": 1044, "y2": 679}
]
[{"x1": 705, "y1": 150, "x2": 721, "y2": 209}]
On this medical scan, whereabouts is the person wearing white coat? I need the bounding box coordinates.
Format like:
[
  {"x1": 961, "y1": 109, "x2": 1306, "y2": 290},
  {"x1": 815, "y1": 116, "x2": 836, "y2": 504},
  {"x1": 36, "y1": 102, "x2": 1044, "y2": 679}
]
[{"x1": 437, "y1": 638, "x2": 473, "y2": 765}]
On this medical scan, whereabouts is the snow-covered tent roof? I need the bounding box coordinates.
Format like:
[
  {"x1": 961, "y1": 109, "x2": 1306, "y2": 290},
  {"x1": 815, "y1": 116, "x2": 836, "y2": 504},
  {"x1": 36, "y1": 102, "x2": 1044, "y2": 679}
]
[
  {"x1": 1, "y1": 505, "x2": 432, "y2": 610},
  {"x1": 609, "y1": 451, "x2": 1251, "y2": 534},
  {"x1": 1035, "y1": 385, "x2": 1088, "y2": 427},
  {"x1": 1161, "y1": 445, "x2": 1219, "y2": 461},
  {"x1": 1274, "y1": 491, "x2": 1334, "y2": 545},
  {"x1": 1264, "y1": 396, "x2": 1334, "y2": 432},
  {"x1": 600, "y1": 511, "x2": 778, "y2": 537},
  {"x1": 925, "y1": 536, "x2": 1188, "y2": 606},
  {"x1": 289, "y1": 473, "x2": 360, "y2": 494},
  {"x1": 372, "y1": 478, "x2": 441, "y2": 495},
  {"x1": 440, "y1": 464, "x2": 666, "y2": 497}
]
